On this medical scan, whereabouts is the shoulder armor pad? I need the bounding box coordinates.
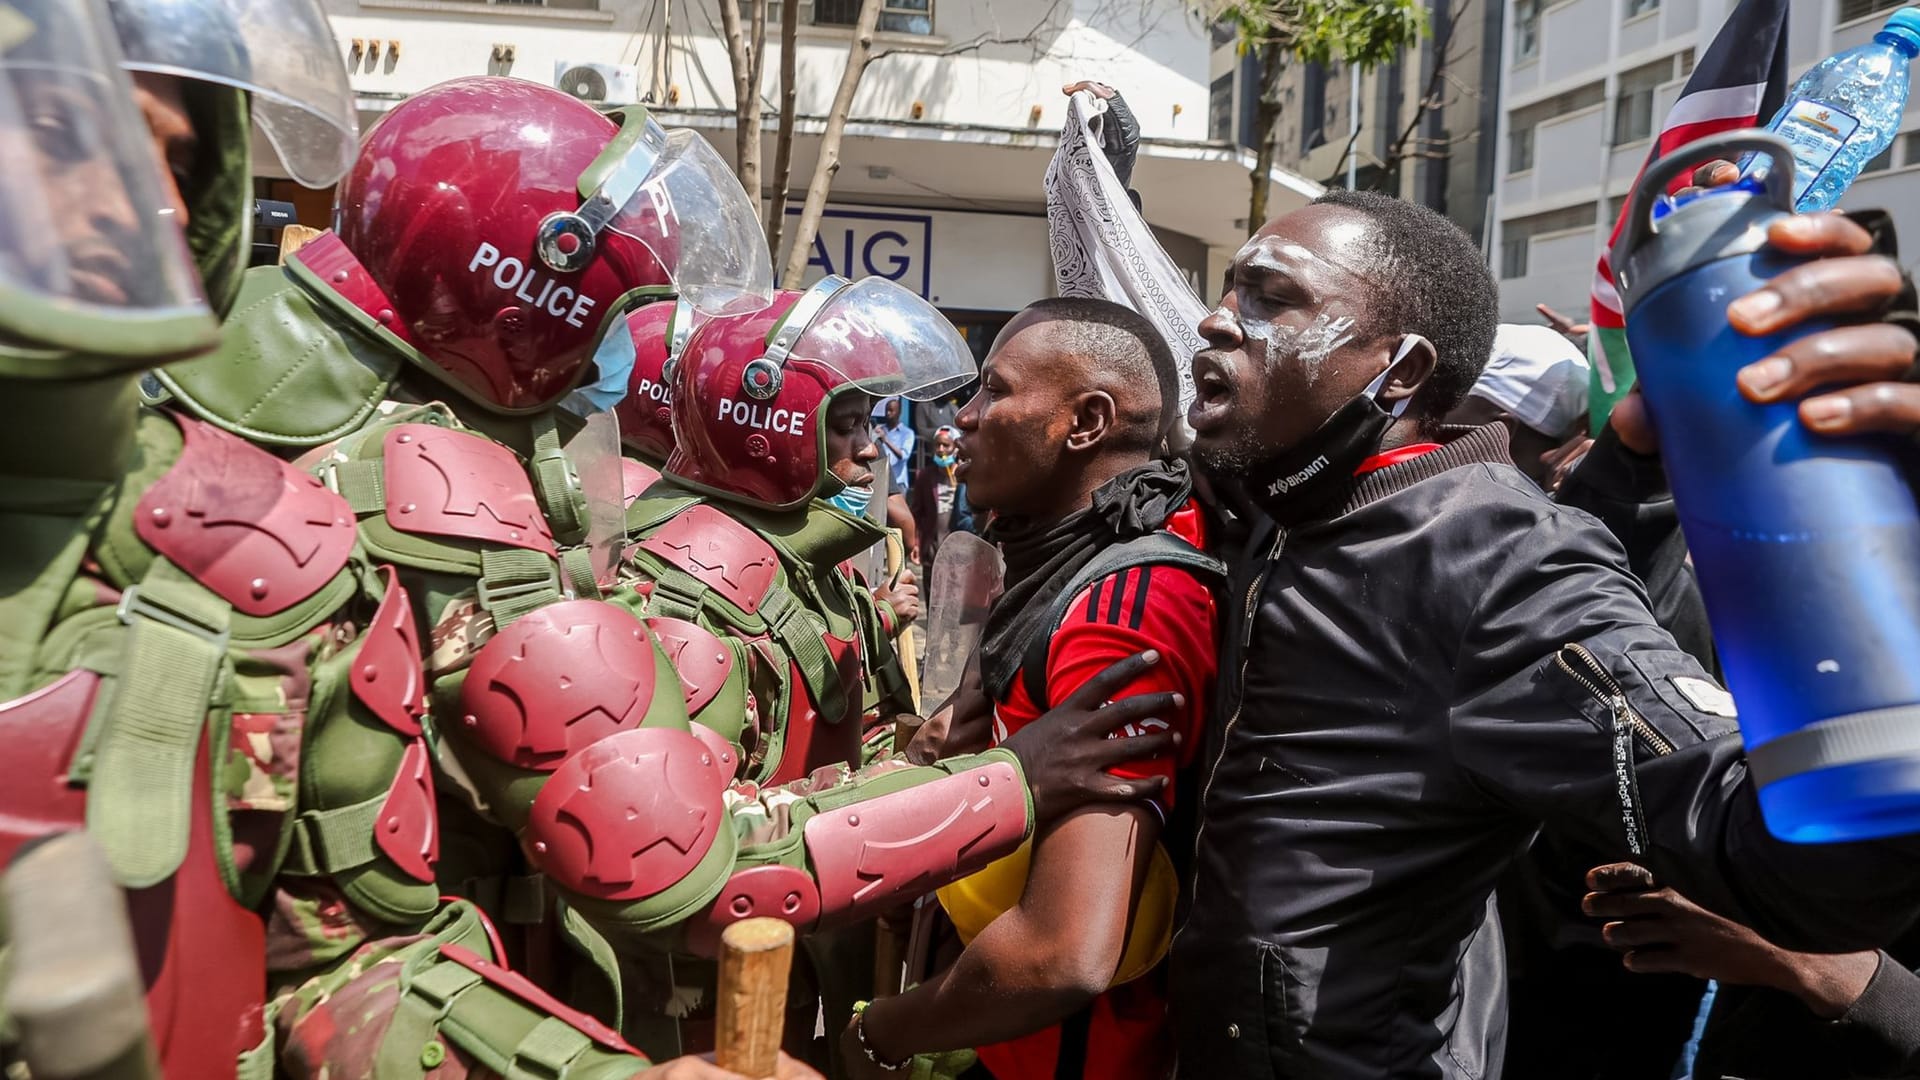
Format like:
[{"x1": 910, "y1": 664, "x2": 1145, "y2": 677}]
[
  {"x1": 635, "y1": 503, "x2": 779, "y2": 614},
  {"x1": 382, "y1": 424, "x2": 556, "y2": 555},
  {"x1": 525, "y1": 727, "x2": 726, "y2": 901},
  {"x1": 622, "y1": 458, "x2": 662, "y2": 510},
  {"x1": 354, "y1": 566, "x2": 426, "y2": 736},
  {"x1": 687, "y1": 722, "x2": 739, "y2": 782},
  {"x1": 461, "y1": 600, "x2": 660, "y2": 771},
  {"x1": 136, "y1": 416, "x2": 355, "y2": 616},
  {"x1": 646, "y1": 617, "x2": 736, "y2": 715},
  {"x1": 376, "y1": 739, "x2": 439, "y2": 882}
]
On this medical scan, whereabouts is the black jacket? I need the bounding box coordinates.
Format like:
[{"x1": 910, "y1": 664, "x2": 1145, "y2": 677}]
[
  {"x1": 1559, "y1": 431, "x2": 1920, "y2": 1080},
  {"x1": 1170, "y1": 425, "x2": 1920, "y2": 1079}
]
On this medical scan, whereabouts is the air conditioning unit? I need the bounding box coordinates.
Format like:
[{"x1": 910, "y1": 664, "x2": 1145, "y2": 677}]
[{"x1": 553, "y1": 61, "x2": 638, "y2": 104}]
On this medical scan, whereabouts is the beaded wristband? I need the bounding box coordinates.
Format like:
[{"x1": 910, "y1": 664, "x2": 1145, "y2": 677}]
[{"x1": 851, "y1": 1000, "x2": 912, "y2": 1072}]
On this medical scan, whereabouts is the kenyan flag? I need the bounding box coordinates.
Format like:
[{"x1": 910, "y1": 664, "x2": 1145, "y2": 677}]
[{"x1": 1588, "y1": 0, "x2": 1791, "y2": 432}]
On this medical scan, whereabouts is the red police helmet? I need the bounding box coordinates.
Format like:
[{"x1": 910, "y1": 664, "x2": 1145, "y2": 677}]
[
  {"x1": 665, "y1": 276, "x2": 975, "y2": 511},
  {"x1": 611, "y1": 297, "x2": 697, "y2": 464},
  {"x1": 302, "y1": 76, "x2": 771, "y2": 414}
]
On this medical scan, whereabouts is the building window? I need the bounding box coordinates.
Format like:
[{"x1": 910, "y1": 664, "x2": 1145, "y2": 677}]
[
  {"x1": 1505, "y1": 81, "x2": 1605, "y2": 173},
  {"x1": 1209, "y1": 74, "x2": 1234, "y2": 141},
  {"x1": 1612, "y1": 58, "x2": 1670, "y2": 145},
  {"x1": 1300, "y1": 61, "x2": 1328, "y2": 152},
  {"x1": 1500, "y1": 203, "x2": 1598, "y2": 279},
  {"x1": 1841, "y1": 0, "x2": 1905, "y2": 23},
  {"x1": 1902, "y1": 130, "x2": 1920, "y2": 165},
  {"x1": 1509, "y1": 125, "x2": 1535, "y2": 172},
  {"x1": 1863, "y1": 144, "x2": 1897, "y2": 174},
  {"x1": 1679, "y1": 47, "x2": 1696, "y2": 75},
  {"x1": 1626, "y1": 0, "x2": 1660, "y2": 16},
  {"x1": 1515, "y1": 0, "x2": 1542, "y2": 61},
  {"x1": 814, "y1": 0, "x2": 932, "y2": 34},
  {"x1": 1501, "y1": 235, "x2": 1530, "y2": 278}
]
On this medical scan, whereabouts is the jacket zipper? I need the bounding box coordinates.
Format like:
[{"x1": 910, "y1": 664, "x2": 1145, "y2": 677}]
[
  {"x1": 1180, "y1": 527, "x2": 1286, "y2": 927},
  {"x1": 1554, "y1": 642, "x2": 1676, "y2": 756}
]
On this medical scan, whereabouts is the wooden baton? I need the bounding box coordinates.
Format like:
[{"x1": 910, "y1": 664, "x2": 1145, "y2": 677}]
[
  {"x1": 2, "y1": 833, "x2": 159, "y2": 1080},
  {"x1": 714, "y1": 917, "x2": 796, "y2": 1078}
]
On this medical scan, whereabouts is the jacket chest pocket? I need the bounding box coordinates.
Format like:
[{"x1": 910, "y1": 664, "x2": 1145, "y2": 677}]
[
  {"x1": 1258, "y1": 942, "x2": 1309, "y2": 1076},
  {"x1": 1174, "y1": 937, "x2": 1304, "y2": 1078}
]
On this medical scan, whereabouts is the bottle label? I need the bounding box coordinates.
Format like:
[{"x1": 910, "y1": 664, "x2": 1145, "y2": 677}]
[{"x1": 1771, "y1": 99, "x2": 1862, "y2": 201}]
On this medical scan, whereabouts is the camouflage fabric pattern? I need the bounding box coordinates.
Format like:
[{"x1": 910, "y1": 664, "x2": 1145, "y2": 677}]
[
  {"x1": 273, "y1": 900, "x2": 654, "y2": 1080},
  {"x1": 222, "y1": 634, "x2": 337, "y2": 884},
  {"x1": 266, "y1": 879, "x2": 402, "y2": 978}
]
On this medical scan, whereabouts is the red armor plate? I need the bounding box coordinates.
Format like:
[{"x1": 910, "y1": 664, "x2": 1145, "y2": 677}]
[
  {"x1": 804, "y1": 762, "x2": 1028, "y2": 927},
  {"x1": 439, "y1": 944, "x2": 636, "y2": 1052},
  {"x1": 131, "y1": 734, "x2": 268, "y2": 1080},
  {"x1": 688, "y1": 722, "x2": 739, "y2": 783},
  {"x1": 764, "y1": 630, "x2": 863, "y2": 785},
  {"x1": 136, "y1": 416, "x2": 356, "y2": 617},
  {"x1": 686, "y1": 864, "x2": 821, "y2": 957},
  {"x1": 374, "y1": 739, "x2": 438, "y2": 882},
  {"x1": 381, "y1": 424, "x2": 556, "y2": 555},
  {"x1": 621, "y1": 458, "x2": 662, "y2": 510},
  {"x1": 646, "y1": 616, "x2": 736, "y2": 715},
  {"x1": 0, "y1": 670, "x2": 101, "y2": 867},
  {"x1": 461, "y1": 600, "x2": 660, "y2": 771},
  {"x1": 524, "y1": 727, "x2": 725, "y2": 901},
  {"x1": 634, "y1": 504, "x2": 778, "y2": 614},
  {"x1": 352, "y1": 566, "x2": 426, "y2": 736}
]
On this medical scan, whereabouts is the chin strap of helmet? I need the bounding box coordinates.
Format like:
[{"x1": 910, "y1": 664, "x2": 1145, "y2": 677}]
[
  {"x1": 535, "y1": 106, "x2": 665, "y2": 276},
  {"x1": 660, "y1": 296, "x2": 696, "y2": 385}
]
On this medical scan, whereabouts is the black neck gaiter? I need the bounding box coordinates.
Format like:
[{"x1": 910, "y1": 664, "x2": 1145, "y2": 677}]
[
  {"x1": 1235, "y1": 342, "x2": 1417, "y2": 527},
  {"x1": 980, "y1": 458, "x2": 1192, "y2": 702}
]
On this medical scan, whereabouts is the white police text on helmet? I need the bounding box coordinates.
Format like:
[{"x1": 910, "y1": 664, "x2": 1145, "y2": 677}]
[
  {"x1": 718, "y1": 399, "x2": 807, "y2": 435},
  {"x1": 634, "y1": 376, "x2": 671, "y2": 404},
  {"x1": 467, "y1": 242, "x2": 598, "y2": 328}
]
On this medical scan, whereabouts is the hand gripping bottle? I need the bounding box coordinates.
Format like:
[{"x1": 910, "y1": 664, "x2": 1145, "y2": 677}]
[
  {"x1": 1740, "y1": 7, "x2": 1920, "y2": 211},
  {"x1": 1614, "y1": 130, "x2": 1920, "y2": 844}
]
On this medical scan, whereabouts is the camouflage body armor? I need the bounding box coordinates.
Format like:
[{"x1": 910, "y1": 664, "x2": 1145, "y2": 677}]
[{"x1": 139, "y1": 79, "x2": 1035, "y2": 1066}]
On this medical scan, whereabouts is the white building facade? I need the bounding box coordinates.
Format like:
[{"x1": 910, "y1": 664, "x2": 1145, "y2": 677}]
[
  {"x1": 269, "y1": 0, "x2": 1322, "y2": 340},
  {"x1": 1490, "y1": 0, "x2": 1920, "y2": 325}
]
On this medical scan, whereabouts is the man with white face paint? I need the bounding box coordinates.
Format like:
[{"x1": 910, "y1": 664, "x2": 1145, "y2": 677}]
[{"x1": 1169, "y1": 189, "x2": 1920, "y2": 1078}]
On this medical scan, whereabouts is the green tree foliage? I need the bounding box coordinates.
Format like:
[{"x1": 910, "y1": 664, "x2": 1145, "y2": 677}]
[{"x1": 1202, "y1": 0, "x2": 1427, "y2": 231}]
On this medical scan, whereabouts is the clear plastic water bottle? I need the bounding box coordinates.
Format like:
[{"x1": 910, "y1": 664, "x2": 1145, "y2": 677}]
[{"x1": 1740, "y1": 7, "x2": 1920, "y2": 211}]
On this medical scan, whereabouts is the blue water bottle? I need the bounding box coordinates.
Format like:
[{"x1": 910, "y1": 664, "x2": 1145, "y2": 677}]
[
  {"x1": 1739, "y1": 7, "x2": 1920, "y2": 211},
  {"x1": 1614, "y1": 130, "x2": 1920, "y2": 844}
]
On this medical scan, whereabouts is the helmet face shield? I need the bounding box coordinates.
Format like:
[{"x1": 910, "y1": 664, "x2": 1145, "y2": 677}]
[
  {"x1": 0, "y1": 0, "x2": 216, "y2": 367},
  {"x1": 107, "y1": 0, "x2": 358, "y2": 187},
  {"x1": 785, "y1": 276, "x2": 973, "y2": 401},
  {"x1": 546, "y1": 111, "x2": 773, "y2": 317}
]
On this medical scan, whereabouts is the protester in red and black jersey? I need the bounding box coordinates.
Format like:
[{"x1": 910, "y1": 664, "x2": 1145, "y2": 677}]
[{"x1": 841, "y1": 297, "x2": 1219, "y2": 1080}]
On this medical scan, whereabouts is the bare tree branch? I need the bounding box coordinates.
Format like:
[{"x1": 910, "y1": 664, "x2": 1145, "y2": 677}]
[
  {"x1": 870, "y1": 0, "x2": 1070, "y2": 62},
  {"x1": 718, "y1": 0, "x2": 762, "y2": 199},
  {"x1": 765, "y1": 0, "x2": 800, "y2": 253},
  {"x1": 782, "y1": 0, "x2": 883, "y2": 288}
]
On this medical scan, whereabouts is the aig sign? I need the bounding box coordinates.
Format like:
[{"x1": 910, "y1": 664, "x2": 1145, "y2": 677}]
[{"x1": 781, "y1": 207, "x2": 933, "y2": 299}]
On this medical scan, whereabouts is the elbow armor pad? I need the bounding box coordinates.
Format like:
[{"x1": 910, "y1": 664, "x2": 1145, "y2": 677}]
[{"x1": 689, "y1": 751, "x2": 1031, "y2": 952}]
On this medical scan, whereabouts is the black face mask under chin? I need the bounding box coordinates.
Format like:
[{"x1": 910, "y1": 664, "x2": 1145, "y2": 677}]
[{"x1": 1240, "y1": 335, "x2": 1419, "y2": 525}]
